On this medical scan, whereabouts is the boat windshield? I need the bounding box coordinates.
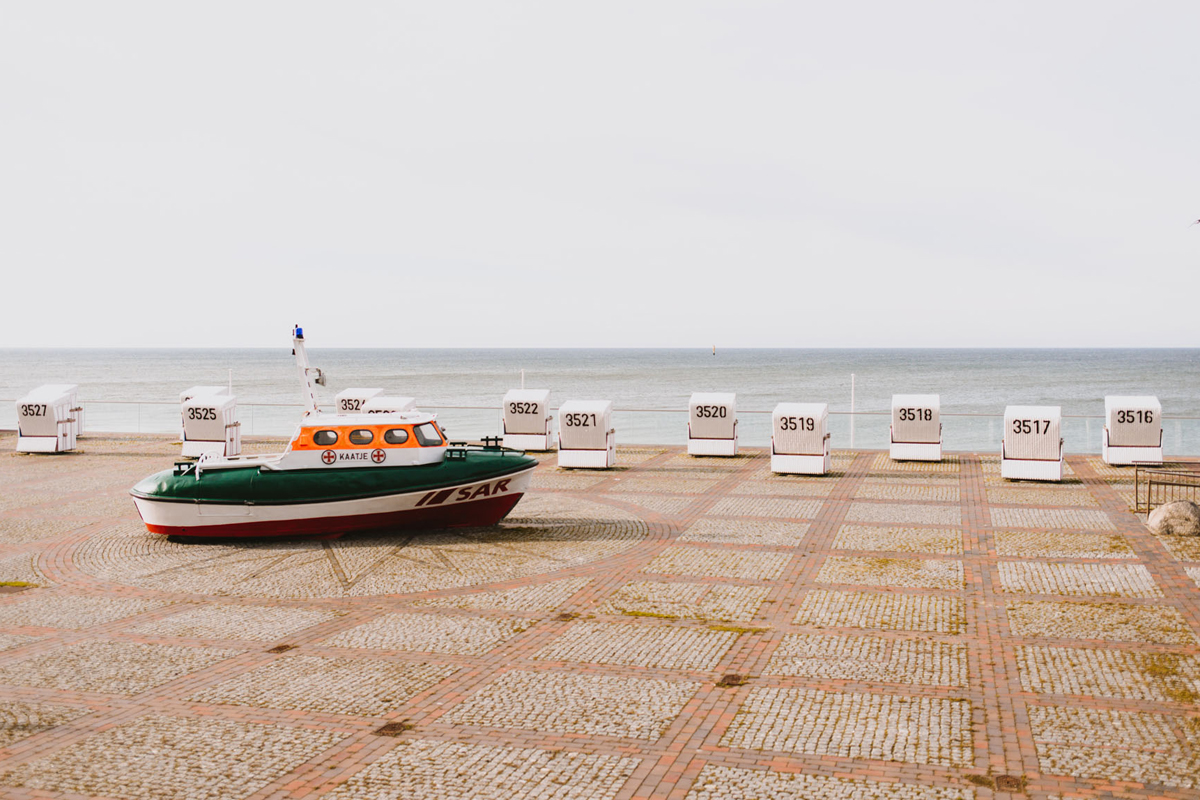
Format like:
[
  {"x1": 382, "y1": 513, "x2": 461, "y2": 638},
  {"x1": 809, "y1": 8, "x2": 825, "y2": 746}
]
[{"x1": 414, "y1": 423, "x2": 443, "y2": 447}]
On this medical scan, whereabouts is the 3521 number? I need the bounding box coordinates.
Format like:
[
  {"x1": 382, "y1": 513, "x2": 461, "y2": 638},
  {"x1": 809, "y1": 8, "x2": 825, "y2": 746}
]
[
  {"x1": 1012, "y1": 419, "x2": 1051, "y2": 435},
  {"x1": 1116, "y1": 410, "x2": 1153, "y2": 424},
  {"x1": 563, "y1": 413, "x2": 597, "y2": 427},
  {"x1": 899, "y1": 408, "x2": 932, "y2": 422},
  {"x1": 780, "y1": 416, "x2": 816, "y2": 431}
]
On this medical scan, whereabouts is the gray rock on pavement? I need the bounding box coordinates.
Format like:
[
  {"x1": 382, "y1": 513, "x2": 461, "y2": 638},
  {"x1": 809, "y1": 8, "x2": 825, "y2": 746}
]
[{"x1": 1147, "y1": 500, "x2": 1200, "y2": 536}]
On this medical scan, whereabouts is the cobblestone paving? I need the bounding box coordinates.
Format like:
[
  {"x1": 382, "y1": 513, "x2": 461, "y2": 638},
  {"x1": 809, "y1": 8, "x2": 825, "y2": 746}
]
[
  {"x1": 722, "y1": 686, "x2": 973, "y2": 766},
  {"x1": 325, "y1": 738, "x2": 640, "y2": 800},
  {"x1": 599, "y1": 580, "x2": 770, "y2": 622},
  {"x1": 324, "y1": 612, "x2": 534, "y2": 655},
  {"x1": 1006, "y1": 600, "x2": 1197, "y2": 643},
  {"x1": 844, "y1": 502, "x2": 962, "y2": 526},
  {"x1": 2, "y1": 435, "x2": 1199, "y2": 799},
  {"x1": 0, "y1": 701, "x2": 89, "y2": 747},
  {"x1": 793, "y1": 589, "x2": 968, "y2": 633},
  {"x1": 683, "y1": 764, "x2": 974, "y2": 800},
  {"x1": 993, "y1": 530, "x2": 1135, "y2": 559},
  {"x1": 131, "y1": 603, "x2": 343, "y2": 641},
  {"x1": 1029, "y1": 706, "x2": 1200, "y2": 788},
  {"x1": 679, "y1": 518, "x2": 809, "y2": 547},
  {"x1": 989, "y1": 507, "x2": 1115, "y2": 530},
  {"x1": 0, "y1": 640, "x2": 240, "y2": 694},
  {"x1": 642, "y1": 546, "x2": 793, "y2": 581},
  {"x1": 832, "y1": 524, "x2": 963, "y2": 554},
  {"x1": 817, "y1": 555, "x2": 964, "y2": 590},
  {"x1": 0, "y1": 714, "x2": 346, "y2": 798},
  {"x1": 0, "y1": 594, "x2": 167, "y2": 629},
  {"x1": 536, "y1": 620, "x2": 738, "y2": 671},
  {"x1": 997, "y1": 562, "x2": 1162, "y2": 598},
  {"x1": 189, "y1": 655, "x2": 457, "y2": 716},
  {"x1": 765, "y1": 633, "x2": 967, "y2": 687},
  {"x1": 445, "y1": 669, "x2": 699, "y2": 741},
  {"x1": 1015, "y1": 645, "x2": 1200, "y2": 702}
]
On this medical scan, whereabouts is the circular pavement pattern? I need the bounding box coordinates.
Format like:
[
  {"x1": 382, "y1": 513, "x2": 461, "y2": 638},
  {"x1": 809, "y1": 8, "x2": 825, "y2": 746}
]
[{"x1": 68, "y1": 493, "x2": 652, "y2": 599}]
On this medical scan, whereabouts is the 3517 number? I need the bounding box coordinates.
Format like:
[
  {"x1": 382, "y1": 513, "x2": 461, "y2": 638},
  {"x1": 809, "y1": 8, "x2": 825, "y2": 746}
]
[{"x1": 1012, "y1": 419, "x2": 1051, "y2": 435}]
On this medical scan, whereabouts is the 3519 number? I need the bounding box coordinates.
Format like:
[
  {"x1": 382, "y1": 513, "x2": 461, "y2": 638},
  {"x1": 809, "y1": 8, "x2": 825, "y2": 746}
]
[{"x1": 780, "y1": 416, "x2": 816, "y2": 432}]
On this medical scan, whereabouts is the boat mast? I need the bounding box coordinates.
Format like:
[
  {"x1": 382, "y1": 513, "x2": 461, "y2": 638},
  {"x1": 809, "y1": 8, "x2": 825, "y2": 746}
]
[{"x1": 292, "y1": 325, "x2": 326, "y2": 416}]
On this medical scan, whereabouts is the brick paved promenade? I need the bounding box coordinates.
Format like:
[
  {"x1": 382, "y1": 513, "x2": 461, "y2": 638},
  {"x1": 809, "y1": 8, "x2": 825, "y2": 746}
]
[{"x1": 1, "y1": 432, "x2": 1198, "y2": 800}]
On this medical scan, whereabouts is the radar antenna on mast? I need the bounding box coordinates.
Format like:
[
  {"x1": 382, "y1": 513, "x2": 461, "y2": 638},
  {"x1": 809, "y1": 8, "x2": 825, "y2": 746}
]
[{"x1": 292, "y1": 325, "x2": 326, "y2": 416}]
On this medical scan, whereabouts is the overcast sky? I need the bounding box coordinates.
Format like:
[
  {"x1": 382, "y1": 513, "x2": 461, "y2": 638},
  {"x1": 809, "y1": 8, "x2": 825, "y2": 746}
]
[{"x1": 2, "y1": 2, "x2": 1197, "y2": 348}]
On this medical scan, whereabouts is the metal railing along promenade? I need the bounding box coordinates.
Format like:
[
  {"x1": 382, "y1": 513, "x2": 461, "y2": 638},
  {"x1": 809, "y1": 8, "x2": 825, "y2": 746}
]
[{"x1": 1134, "y1": 464, "x2": 1200, "y2": 514}]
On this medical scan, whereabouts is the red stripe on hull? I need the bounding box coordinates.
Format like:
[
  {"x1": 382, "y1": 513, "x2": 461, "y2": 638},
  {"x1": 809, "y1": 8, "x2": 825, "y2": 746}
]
[{"x1": 143, "y1": 493, "x2": 525, "y2": 540}]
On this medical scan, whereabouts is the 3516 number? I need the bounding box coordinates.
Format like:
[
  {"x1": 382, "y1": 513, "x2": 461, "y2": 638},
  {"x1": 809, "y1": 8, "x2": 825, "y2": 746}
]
[{"x1": 1116, "y1": 410, "x2": 1153, "y2": 424}]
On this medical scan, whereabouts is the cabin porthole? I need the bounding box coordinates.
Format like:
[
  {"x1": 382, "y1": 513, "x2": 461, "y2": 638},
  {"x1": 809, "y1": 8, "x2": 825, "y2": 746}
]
[
  {"x1": 384, "y1": 429, "x2": 409, "y2": 445},
  {"x1": 313, "y1": 430, "x2": 338, "y2": 446},
  {"x1": 349, "y1": 429, "x2": 374, "y2": 445}
]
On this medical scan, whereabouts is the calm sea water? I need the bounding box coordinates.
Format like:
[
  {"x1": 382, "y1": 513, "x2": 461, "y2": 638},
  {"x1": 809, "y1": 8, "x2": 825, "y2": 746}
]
[{"x1": 2, "y1": 349, "x2": 1198, "y2": 454}]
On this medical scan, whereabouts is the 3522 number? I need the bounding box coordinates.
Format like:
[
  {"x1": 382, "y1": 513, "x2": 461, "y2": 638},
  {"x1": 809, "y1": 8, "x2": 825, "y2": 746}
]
[{"x1": 508, "y1": 402, "x2": 539, "y2": 415}]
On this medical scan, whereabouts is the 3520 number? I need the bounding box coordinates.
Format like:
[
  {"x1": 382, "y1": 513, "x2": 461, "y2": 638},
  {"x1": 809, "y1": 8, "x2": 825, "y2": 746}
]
[
  {"x1": 508, "y1": 402, "x2": 540, "y2": 415},
  {"x1": 898, "y1": 408, "x2": 932, "y2": 422},
  {"x1": 1012, "y1": 419, "x2": 1051, "y2": 435},
  {"x1": 563, "y1": 413, "x2": 597, "y2": 427},
  {"x1": 19, "y1": 404, "x2": 47, "y2": 417},
  {"x1": 1116, "y1": 410, "x2": 1153, "y2": 424},
  {"x1": 780, "y1": 416, "x2": 816, "y2": 432},
  {"x1": 694, "y1": 405, "x2": 727, "y2": 419}
]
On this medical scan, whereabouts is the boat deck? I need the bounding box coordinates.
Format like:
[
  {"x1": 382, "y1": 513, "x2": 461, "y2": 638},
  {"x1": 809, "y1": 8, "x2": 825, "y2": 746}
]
[{"x1": 1, "y1": 433, "x2": 1199, "y2": 800}]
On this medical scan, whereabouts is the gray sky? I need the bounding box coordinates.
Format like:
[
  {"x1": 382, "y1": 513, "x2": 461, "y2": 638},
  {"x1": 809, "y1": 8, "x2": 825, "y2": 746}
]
[{"x1": 2, "y1": 2, "x2": 1197, "y2": 348}]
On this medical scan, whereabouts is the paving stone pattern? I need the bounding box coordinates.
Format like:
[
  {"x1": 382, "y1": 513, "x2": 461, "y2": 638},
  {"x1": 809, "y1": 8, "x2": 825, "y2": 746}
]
[{"x1": 1, "y1": 434, "x2": 1198, "y2": 799}]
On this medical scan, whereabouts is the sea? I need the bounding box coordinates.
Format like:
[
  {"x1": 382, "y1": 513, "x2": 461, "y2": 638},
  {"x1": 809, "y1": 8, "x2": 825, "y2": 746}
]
[{"x1": 2, "y1": 348, "x2": 1198, "y2": 455}]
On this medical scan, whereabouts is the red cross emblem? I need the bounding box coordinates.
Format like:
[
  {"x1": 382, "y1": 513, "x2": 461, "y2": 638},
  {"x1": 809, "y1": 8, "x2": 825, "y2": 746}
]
[
  {"x1": 321, "y1": 450, "x2": 337, "y2": 465},
  {"x1": 371, "y1": 448, "x2": 386, "y2": 464}
]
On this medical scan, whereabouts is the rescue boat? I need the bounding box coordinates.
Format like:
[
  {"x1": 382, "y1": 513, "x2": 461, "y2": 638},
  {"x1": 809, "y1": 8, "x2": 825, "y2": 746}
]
[{"x1": 130, "y1": 327, "x2": 538, "y2": 540}]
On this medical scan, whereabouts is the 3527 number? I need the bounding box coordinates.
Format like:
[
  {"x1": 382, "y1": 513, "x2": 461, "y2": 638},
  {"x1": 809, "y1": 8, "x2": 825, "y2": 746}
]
[
  {"x1": 1116, "y1": 410, "x2": 1153, "y2": 424},
  {"x1": 187, "y1": 407, "x2": 218, "y2": 421},
  {"x1": 563, "y1": 413, "x2": 597, "y2": 427},
  {"x1": 898, "y1": 408, "x2": 932, "y2": 422},
  {"x1": 1012, "y1": 419, "x2": 1051, "y2": 435},
  {"x1": 508, "y1": 402, "x2": 539, "y2": 415},
  {"x1": 19, "y1": 404, "x2": 47, "y2": 417},
  {"x1": 780, "y1": 416, "x2": 816, "y2": 431}
]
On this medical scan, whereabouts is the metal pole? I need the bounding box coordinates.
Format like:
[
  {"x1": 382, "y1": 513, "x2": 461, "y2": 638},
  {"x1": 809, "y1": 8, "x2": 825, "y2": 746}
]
[
  {"x1": 520, "y1": 369, "x2": 525, "y2": 390},
  {"x1": 850, "y1": 373, "x2": 855, "y2": 448}
]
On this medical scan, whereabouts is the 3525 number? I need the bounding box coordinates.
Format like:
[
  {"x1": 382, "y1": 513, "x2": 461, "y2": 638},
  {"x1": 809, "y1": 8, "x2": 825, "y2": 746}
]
[{"x1": 187, "y1": 407, "x2": 218, "y2": 421}]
